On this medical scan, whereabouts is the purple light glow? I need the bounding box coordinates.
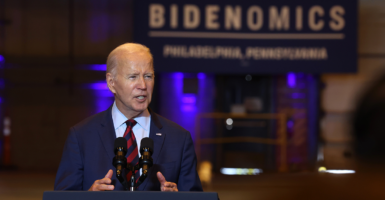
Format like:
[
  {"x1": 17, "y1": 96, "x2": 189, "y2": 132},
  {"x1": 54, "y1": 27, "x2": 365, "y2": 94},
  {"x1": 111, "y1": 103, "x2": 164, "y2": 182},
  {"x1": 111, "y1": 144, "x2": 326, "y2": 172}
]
[
  {"x1": 84, "y1": 81, "x2": 115, "y2": 112},
  {"x1": 181, "y1": 93, "x2": 197, "y2": 112},
  {"x1": 0, "y1": 97, "x2": 2, "y2": 103},
  {"x1": 94, "y1": 90, "x2": 114, "y2": 97},
  {"x1": 90, "y1": 64, "x2": 106, "y2": 71},
  {"x1": 287, "y1": 120, "x2": 294, "y2": 129},
  {"x1": 86, "y1": 82, "x2": 114, "y2": 97},
  {"x1": 160, "y1": 72, "x2": 214, "y2": 143},
  {"x1": 0, "y1": 55, "x2": 4, "y2": 62},
  {"x1": 287, "y1": 73, "x2": 296, "y2": 88},
  {"x1": 88, "y1": 81, "x2": 115, "y2": 113},
  {"x1": 169, "y1": 72, "x2": 196, "y2": 113},
  {"x1": 198, "y1": 73, "x2": 206, "y2": 79},
  {"x1": 87, "y1": 82, "x2": 109, "y2": 90},
  {"x1": 182, "y1": 95, "x2": 196, "y2": 104},
  {"x1": 181, "y1": 105, "x2": 196, "y2": 112},
  {"x1": 95, "y1": 98, "x2": 114, "y2": 113},
  {"x1": 291, "y1": 93, "x2": 306, "y2": 99},
  {"x1": 173, "y1": 72, "x2": 184, "y2": 79}
]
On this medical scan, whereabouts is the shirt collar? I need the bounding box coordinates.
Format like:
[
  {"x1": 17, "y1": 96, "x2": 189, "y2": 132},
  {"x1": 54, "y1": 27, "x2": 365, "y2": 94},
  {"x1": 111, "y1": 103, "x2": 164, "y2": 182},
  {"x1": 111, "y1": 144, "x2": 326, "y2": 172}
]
[{"x1": 111, "y1": 101, "x2": 151, "y2": 131}]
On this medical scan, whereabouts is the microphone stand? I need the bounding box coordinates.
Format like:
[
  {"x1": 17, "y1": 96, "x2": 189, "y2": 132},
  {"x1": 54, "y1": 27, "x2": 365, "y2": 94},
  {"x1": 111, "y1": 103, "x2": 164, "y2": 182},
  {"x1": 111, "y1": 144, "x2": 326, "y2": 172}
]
[
  {"x1": 117, "y1": 173, "x2": 129, "y2": 191},
  {"x1": 127, "y1": 152, "x2": 153, "y2": 191},
  {"x1": 114, "y1": 138, "x2": 153, "y2": 191},
  {"x1": 128, "y1": 164, "x2": 141, "y2": 191}
]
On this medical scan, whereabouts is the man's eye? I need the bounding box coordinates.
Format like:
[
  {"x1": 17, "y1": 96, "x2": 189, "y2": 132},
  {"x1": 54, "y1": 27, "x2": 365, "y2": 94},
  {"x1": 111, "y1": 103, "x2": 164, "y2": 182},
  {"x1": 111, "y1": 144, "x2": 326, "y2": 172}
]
[
  {"x1": 145, "y1": 75, "x2": 153, "y2": 79},
  {"x1": 129, "y1": 76, "x2": 136, "y2": 79}
]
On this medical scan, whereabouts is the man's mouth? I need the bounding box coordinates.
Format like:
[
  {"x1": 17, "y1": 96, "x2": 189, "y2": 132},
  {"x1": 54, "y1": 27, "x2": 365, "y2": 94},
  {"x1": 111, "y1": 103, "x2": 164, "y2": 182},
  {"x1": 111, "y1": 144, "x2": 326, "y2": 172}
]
[{"x1": 136, "y1": 96, "x2": 146, "y2": 100}]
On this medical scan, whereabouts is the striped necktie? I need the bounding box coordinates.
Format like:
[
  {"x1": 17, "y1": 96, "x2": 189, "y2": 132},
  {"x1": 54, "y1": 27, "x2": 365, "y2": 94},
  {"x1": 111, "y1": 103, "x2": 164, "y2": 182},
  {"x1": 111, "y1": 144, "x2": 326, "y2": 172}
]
[{"x1": 123, "y1": 119, "x2": 140, "y2": 184}]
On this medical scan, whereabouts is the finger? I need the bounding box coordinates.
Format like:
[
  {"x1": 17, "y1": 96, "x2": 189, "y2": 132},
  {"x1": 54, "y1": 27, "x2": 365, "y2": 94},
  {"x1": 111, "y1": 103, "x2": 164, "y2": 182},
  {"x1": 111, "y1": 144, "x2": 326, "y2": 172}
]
[
  {"x1": 96, "y1": 184, "x2": 114, "y2": 191},
  {"x1": 162, "y1": 182, "x2": 178, "y2": 191},
  {"x1": 98, "y1": 170, "x2": 113, "y2": 184},
  {"x1": 164, "y1": 182, "x2": 177, "y2": 188},
  {"x1": 89, "y1": 181, "x2": 114, "y2": 191},
  {"x1": 162, "y1": 185, "x2": 178, "y2": 192},
  {"x1": 163, "y1": 182, "x2": 173, "y2": 187},
  {"x1": 157, "y1": 172, "x2": 167, "y2": 185},
  {"x1": 98, "y1": 177, "x2": 112, "y2": 184},
  {"x1": 105, "y1": 169, "x2": 113, "y2": 179},
  {"x1": 163, "y1": 187, "x2": 173, "y2": 192}
]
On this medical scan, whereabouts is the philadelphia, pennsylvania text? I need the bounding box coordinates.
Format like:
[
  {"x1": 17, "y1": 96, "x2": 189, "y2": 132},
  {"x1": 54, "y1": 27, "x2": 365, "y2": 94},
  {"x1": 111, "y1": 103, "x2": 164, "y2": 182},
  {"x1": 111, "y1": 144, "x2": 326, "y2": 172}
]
[{"x1": 163, "y1": 45, "x2": 328, "y2": 60}]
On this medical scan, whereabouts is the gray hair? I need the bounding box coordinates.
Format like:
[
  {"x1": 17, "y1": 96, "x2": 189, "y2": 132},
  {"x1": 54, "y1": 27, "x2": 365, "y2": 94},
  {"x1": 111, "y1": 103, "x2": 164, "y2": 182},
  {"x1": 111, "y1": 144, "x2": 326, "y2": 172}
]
[{"x1": 106, "y1": 43, "x2": 154, "y2": 78}]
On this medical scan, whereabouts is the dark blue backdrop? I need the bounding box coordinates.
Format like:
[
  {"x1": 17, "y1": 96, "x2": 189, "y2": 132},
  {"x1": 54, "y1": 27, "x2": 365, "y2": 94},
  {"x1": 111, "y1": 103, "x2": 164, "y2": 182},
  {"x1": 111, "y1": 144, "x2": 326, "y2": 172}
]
[{"x1": 134, "y1": 0, "x2": 357, "y2": 73}]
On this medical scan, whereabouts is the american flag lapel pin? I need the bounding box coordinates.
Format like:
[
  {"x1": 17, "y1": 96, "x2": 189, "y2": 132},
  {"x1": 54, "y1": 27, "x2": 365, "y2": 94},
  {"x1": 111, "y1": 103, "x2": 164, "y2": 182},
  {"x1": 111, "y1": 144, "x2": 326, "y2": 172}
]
[{"x1": 156, "y1": 133, "x2": 162, "y2": 136}]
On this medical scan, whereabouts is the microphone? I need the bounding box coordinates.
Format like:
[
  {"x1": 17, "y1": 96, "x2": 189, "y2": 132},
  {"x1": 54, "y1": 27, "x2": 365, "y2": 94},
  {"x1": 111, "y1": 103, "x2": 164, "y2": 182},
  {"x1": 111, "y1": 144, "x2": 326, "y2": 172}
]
[
  {"x1": 139, "y1": 137, "x2": 153, "y2": 175},
  {"x1": 112, "y1": 137, "x2": 127, "y2": 184}
]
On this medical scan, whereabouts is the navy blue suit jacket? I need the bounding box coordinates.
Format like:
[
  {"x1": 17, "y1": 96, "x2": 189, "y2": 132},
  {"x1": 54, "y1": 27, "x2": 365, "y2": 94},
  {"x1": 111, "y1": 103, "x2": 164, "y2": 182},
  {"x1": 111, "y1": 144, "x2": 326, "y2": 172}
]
[{"x1": 54, "y1": 106, "x2": 202, "y2": 191}]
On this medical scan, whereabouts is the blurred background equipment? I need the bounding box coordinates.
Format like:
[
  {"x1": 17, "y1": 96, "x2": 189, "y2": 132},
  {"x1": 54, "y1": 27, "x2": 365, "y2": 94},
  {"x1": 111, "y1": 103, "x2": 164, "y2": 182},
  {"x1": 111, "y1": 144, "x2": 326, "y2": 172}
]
[
  {"x1": 353, "y1": 72, "x2": 385, "y2": 163},
  {"x1": 198, "y1": 161, "x2": 212, "y2": 185}
]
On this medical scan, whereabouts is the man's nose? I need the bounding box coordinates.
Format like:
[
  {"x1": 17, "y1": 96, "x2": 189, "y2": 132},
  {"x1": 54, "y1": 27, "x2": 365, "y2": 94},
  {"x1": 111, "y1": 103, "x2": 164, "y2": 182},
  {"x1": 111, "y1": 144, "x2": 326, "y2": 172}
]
[{"x1": 137, "y1": 76, "x2": 147, "y2": 89}]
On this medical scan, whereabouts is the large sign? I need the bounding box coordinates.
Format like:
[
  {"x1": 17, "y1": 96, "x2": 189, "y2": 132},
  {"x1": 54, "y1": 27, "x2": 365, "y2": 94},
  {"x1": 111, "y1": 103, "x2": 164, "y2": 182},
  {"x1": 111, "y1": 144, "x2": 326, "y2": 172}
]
[{"x1": 134, "y1": 0, "x2": 357, "y2": 73}]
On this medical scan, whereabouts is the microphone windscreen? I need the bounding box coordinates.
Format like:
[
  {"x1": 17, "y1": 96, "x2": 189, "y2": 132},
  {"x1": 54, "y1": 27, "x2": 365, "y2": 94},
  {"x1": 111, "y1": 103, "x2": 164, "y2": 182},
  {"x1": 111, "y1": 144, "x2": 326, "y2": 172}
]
[
  {"x1": 114, "y1": 137, "x2": 127, "y2": 150},
  {"x1": 141, "y1": 137, "x2": 154, "y2": 153}
]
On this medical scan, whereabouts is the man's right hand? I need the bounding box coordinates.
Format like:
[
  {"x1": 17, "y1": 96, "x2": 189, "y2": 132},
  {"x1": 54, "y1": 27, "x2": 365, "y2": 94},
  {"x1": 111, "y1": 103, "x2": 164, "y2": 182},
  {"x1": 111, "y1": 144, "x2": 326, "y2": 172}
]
[{"x1": 88, "y1": 169, "x2": 115, "y2": 191}]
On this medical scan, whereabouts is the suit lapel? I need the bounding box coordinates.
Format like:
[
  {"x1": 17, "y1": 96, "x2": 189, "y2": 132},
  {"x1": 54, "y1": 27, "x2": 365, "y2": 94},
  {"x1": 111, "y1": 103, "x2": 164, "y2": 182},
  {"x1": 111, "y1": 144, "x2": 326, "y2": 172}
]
[
  {"x1": 98, "y1": 106, "x2": 116, "y2": 163},
  {"x1": 149, "y1": 111, "x2": 164, "y2": 164},
  {"x1": 138, "y1": 110, "x2": 165, "y2": 190}
]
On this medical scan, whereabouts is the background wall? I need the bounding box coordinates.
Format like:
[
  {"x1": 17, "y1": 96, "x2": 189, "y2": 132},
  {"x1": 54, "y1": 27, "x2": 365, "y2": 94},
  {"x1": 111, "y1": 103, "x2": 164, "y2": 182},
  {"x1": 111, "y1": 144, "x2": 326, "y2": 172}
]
[
  {"x1": 3, "y1": 0, "x2": 133, "y2": 64},
  {"x1": 1, "y1": 0, "x2": 134, "y2": 170},
  {"x1": 0, "y1": 0, "x2": 383, "y2": 171},
  {"x1": 321, "y1": 0, "x2": 385, "y2": 169}
]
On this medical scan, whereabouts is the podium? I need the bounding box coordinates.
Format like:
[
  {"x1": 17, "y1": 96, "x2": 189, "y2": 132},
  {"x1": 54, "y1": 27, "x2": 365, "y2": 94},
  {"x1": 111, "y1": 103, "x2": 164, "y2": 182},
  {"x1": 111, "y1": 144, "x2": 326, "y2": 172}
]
[{"x1": 43, "y1": 191, "x2": 218, "y2": 200}]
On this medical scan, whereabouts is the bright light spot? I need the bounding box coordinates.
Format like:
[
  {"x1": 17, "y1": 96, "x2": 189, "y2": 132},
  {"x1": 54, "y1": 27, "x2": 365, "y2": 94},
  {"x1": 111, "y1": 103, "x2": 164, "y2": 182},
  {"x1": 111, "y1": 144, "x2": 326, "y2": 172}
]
[
  {"x1": 220, "y1": 168, "x2": 263, "y2": 175},
  {"x1": 318, "y1": 166, "x2": 355, "y2": 174},
  {"x1": 321, "y1": 170, "x2": 355, "y2": 174},
  {"x1": 318, "y1": 166, "x2": 327, "y2": 172},
  {"x1": 3, "y1": 128, "x2": 10, "y2": 136},
  {"x1": 226, "y1": 118, "x2": 233, "y2": 125},
  {"x1": 0, "y1": 55, "x2": 4, "y2": 62},
  {"x1": 287, "y1": 72, "x2": 296, "y2": 88}
]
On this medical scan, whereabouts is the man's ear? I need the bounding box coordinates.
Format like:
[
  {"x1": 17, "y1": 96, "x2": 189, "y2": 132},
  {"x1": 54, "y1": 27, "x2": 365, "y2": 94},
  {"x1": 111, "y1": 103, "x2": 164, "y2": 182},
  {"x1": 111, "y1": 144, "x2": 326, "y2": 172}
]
[{"x1": 106, "y1": 73, "x2": 116, "y2": 93}]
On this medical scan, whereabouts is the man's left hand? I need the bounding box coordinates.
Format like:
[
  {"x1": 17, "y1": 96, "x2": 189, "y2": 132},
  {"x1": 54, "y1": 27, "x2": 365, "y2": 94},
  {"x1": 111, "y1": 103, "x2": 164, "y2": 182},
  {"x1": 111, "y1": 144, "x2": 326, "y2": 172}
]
[{"x1": 157, "y1": 172, "x2": 178, "y2": 192}]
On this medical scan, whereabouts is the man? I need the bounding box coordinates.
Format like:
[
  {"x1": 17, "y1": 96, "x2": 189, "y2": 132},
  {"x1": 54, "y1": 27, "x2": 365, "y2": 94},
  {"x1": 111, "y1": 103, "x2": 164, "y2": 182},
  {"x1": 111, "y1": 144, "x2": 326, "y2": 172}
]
[{"x1": 54, "y1": 43, "x2": 202, "y2": 192}]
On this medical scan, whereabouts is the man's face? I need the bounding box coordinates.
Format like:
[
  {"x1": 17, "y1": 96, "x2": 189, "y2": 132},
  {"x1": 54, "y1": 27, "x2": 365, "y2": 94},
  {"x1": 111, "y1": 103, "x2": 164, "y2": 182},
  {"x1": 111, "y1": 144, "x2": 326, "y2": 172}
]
[{"x1": 107, "y1": 52, "x2": 154, "y2": 117}]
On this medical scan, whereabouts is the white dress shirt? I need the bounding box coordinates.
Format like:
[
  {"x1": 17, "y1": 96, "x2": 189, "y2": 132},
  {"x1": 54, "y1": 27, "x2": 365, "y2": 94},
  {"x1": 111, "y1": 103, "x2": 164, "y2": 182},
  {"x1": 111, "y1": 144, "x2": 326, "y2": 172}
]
[{"x1": 111, "y1": 101, "x2": 151, "y2": 161}]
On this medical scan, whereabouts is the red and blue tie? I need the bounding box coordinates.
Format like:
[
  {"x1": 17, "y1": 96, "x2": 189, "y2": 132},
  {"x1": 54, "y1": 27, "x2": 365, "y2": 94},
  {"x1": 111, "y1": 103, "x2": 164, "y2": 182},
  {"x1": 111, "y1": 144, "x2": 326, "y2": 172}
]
[{"x1": 123, "y1": 119, "x2": 140, "y2": 183}]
